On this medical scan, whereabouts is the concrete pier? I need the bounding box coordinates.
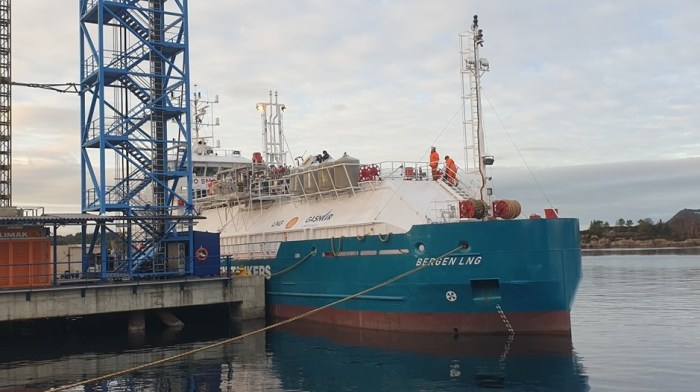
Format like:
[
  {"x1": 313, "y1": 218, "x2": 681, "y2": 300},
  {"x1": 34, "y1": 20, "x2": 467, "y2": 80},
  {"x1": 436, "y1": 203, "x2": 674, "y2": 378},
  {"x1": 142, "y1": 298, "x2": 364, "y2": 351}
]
[{"x1": 0, "y1": 276, "x2": 265, "y2": 329}]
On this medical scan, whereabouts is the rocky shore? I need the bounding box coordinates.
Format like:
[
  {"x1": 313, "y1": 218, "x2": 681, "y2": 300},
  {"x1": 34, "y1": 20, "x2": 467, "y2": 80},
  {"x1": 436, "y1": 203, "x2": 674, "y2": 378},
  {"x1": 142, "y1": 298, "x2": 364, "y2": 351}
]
[{"x1": 582, "y1": 237, "x2": 700, "y2": 249}]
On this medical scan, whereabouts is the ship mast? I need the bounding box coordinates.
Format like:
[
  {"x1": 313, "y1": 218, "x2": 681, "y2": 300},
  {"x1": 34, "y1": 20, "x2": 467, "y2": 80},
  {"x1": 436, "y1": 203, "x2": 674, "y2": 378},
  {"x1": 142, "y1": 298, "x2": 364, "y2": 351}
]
[
  {"x1": 460, "y1": 15, "x2": 493, "y2": 202},
  {"x1": 192, "y1": 86, "x2": 220, "y2": 154},
  {"x1": 256, "y1": 90, "x2": 287, "y2": 167}
]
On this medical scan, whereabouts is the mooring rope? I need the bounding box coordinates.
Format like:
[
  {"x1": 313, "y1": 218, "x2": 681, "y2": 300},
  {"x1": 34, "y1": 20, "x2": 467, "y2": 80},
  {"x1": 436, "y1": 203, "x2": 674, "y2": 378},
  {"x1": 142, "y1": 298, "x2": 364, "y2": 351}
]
[
  {"x1": 47, "y1": 244, "x2": 465, "y2": 392},
  {"x1": 330, "y1": 236, "x2": 344, "y2": 255},
  {"x1": 270, "y1": 249, "x2": 317, "y2": 277}
]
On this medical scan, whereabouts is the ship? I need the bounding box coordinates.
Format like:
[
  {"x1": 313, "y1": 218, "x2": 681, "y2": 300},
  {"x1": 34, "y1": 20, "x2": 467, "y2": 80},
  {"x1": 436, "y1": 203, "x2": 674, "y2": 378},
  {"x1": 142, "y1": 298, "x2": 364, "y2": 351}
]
[
  {"x1": 194, "y1": 16, "x2": 582, "y2": 335},
  {"x1": 187, "y1": 87, "x2": 251, "y2": 200}
]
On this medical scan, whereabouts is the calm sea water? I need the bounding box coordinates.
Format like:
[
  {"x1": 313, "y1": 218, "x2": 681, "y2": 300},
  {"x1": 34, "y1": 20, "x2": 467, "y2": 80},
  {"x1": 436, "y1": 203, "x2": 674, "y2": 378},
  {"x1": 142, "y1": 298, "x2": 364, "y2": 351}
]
[{"x1": 1, "y1": 251, "x2": 699, "y2": 391}]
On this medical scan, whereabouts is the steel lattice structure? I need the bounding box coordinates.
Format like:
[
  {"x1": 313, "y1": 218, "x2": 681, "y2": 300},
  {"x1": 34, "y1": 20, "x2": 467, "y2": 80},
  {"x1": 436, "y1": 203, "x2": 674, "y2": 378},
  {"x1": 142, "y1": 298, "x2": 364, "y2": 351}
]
[
  {"x1": 79, "y1": 0, "x2": 194, "y2": 279},
  {"x1": 0, "y1": 0, "x2": 10, "y2": 206}
]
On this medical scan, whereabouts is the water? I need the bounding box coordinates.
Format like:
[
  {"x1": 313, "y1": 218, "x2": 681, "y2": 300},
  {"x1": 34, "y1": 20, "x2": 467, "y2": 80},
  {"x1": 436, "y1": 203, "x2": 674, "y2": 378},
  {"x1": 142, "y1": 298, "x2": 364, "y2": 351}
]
[
  {"x1": 2, "y1": 252, "x2": 699, "y2": 391},
  {"x1": 572, "y1": 252, "x2": 700, "y2": 391}
]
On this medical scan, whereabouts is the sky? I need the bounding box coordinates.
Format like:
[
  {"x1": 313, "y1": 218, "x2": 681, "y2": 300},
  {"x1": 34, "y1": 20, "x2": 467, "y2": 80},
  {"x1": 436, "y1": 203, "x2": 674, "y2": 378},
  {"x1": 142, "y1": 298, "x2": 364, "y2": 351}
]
[{"x1": 9, "y1": 0, "x2": 700, "y2": 230}]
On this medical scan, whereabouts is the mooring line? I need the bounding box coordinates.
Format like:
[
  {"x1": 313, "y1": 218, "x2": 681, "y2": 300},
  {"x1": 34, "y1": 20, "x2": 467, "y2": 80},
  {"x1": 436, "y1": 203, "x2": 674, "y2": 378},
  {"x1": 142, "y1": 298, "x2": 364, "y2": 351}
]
[
  {"x1": 270, "y1": 249, "x2": 317, "y2": 277},
  {"x1": 47, "y1": 245, "x2": 466, "y2": 392}
]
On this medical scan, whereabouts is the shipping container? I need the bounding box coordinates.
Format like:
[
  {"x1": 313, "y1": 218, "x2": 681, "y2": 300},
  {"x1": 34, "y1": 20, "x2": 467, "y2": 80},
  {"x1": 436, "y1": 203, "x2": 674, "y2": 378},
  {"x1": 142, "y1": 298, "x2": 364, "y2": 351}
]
[{"x1": 0, "y1": 226, "x2": 52, "y2": 289}]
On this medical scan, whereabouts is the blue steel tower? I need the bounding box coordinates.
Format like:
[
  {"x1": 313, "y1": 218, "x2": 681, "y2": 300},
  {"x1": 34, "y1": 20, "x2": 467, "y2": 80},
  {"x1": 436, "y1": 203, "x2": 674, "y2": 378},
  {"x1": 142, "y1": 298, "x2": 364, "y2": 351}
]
[{"x1": 79, "y1": 0, "x2": 193, "y2": 278}]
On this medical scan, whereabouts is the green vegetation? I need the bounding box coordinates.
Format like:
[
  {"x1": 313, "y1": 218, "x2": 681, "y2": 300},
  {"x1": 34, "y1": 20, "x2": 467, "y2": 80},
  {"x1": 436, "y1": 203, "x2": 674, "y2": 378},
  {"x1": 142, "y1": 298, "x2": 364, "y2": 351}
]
[
  {"x1": 587, "y1": 218, "x2": 673, "y2": 239},
  {"x1": 582, "y1": 214, "x2": 700, "y2": 249},
  {"x1": 55, "y1": 232, "x2": 84, "y2": 245}
]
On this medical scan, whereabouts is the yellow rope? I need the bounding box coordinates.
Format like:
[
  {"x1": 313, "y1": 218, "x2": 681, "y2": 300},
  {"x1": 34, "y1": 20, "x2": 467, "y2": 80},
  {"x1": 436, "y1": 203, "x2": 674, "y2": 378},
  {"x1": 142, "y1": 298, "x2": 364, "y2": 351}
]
[
  {"x1": 270, "y1": 249, "x2": 316, "y2": 277},
  {"x1": 330, "y1": 236, "x2": 344, "y2": 255},
  {"x1": 47, "y1": 245, "x2": 465, "y2": 392}
]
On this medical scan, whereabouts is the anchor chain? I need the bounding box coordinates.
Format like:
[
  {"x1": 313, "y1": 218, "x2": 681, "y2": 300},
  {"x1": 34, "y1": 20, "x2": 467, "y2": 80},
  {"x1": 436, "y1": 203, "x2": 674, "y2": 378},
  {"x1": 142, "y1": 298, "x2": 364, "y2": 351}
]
[
  {"x1": 495, "y1": 304, "x2": 515, "y2": 376},
  {"x1": 495, "y1": 304, "x2": 514, "y2": 335}
]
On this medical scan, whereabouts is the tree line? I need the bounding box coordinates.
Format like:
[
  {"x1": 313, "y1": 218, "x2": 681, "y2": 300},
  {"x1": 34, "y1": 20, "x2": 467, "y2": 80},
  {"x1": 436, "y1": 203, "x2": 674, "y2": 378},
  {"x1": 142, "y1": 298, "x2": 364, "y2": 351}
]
[{"x1": 587, "y1": 218, "x2": 673, "y2": 239}]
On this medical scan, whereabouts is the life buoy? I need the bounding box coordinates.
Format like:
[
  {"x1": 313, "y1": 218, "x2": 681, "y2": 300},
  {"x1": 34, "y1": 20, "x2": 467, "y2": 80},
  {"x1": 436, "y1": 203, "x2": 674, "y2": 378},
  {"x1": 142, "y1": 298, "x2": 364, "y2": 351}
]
[{"x1": 195, "y1": 246, "x2": 209, "y2": 262}]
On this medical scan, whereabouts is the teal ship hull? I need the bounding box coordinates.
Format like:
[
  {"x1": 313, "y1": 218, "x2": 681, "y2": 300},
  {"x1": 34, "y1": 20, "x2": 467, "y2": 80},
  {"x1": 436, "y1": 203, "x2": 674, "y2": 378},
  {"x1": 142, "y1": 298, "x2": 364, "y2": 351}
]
[{"x1": 233, "y1": 217, "x2": 582, "y2": 335}]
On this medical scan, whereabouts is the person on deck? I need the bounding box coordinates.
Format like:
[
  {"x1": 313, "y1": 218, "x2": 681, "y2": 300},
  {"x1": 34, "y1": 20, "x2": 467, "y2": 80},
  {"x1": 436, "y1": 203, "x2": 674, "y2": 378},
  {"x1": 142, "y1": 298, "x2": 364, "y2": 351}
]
[
  {"x1": 429, "y1": 147, "x2": 440, "y2": 180},
  {"x1": 316, "y1": 150, "x2": 330, "y2": 163},
  {"x1": 444, "y1": 155, "x2": 458, "y2": 185}
]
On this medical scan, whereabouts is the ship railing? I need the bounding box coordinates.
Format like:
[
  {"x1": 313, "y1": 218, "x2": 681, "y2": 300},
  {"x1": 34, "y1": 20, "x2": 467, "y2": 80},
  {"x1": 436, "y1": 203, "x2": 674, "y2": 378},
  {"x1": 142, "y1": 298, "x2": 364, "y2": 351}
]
[
  {"x1": 369, "y1": 161, "x2": 433, "y2": 181},
  {"x1": 428, "y1": 200, "x2": 463, "y2": 223},
  {"x1": 434, "y1": 173, "x2": 481, "y2": 202},
  {"x1": 196, "y1": 159, "x2": 439, "y2": 211},
  {"x1": 15, "y1": 206, "x2": 45, "y2": 217},
  {"x1": 222, "y1": 241, "x2": 281, "y2": 261},
  {"x1": 243, "y1": 160, "x2": 363, "y2": 209}
]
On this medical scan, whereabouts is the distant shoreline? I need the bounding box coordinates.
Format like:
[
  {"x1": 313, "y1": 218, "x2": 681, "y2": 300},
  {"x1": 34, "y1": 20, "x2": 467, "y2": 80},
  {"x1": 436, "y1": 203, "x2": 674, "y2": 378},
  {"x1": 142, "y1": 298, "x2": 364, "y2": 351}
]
[
  {"x1": 581, "y1": 238, "x2": 700, "y2": 249},
  {"x1": 582, "y1": 246, "x2": 700, "y2": 252}
]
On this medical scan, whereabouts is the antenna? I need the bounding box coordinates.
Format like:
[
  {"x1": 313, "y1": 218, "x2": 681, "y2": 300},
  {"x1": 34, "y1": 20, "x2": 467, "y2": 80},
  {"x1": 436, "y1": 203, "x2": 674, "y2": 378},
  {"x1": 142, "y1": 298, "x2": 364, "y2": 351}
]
[
  {"x1": 256, "y1": 90, "x2": 287, "y2": 167},
  {"x1": 460, "y1": 15, "x2": 492, "y2": 201},
  {"x1": 192, "y1": 85, "x2": 220, "y2": 141}
]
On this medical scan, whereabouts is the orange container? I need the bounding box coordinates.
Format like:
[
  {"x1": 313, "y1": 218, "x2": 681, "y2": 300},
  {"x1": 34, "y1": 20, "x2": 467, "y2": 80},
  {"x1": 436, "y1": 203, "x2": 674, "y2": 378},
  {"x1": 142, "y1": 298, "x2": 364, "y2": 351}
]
[
  {"x1": 404, "y1": 167, "x2": 414, "y2": 180},
  {"x1": 0, "y1": 229, "x2": 51, "y2": 289}
]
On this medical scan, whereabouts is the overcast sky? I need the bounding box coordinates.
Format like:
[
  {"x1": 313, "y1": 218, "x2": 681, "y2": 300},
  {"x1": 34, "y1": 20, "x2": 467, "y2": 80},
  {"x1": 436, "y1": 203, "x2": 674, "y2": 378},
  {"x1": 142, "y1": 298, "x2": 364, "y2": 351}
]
[{"x1": 9, "y1": 0, "x2": 700, "y2": 229}]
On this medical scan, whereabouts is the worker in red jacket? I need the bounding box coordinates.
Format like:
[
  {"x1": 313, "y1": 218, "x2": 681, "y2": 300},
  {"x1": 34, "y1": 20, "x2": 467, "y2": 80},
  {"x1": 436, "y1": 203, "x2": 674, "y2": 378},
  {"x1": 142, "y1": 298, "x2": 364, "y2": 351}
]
[
  {"x1": 429, "y1": 147, "x2": 440, "y2": 180},
  {"x1": 444, "y1": 155, "x2": 458, "y2": 185}
]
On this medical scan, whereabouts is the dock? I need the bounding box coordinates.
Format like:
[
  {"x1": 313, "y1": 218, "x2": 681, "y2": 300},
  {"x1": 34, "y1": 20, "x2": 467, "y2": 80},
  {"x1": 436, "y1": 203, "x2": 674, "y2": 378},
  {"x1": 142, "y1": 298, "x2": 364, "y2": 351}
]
[
  {"x1": 0, "y1": 275, "x2": 265, "y2": 332},
  {"x1": 0, "y1": 210, "x2": 266, "y2": 332}
]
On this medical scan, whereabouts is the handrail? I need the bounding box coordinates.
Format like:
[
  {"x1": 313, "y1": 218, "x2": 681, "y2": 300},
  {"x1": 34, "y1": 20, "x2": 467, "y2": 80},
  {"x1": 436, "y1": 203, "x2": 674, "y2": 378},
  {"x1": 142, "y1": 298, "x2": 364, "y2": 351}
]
[{"x1": 195, "y1": 159, "x2": 465, "y2": 211}]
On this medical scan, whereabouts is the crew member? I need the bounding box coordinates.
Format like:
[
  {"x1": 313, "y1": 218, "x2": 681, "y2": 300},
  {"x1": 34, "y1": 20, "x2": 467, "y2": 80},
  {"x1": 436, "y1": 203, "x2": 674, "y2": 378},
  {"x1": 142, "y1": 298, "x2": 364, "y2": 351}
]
[
  {"x1": 316, "y1": 150, "x2": 331, "y2": 163},
  {"x1": 444, "y1": 155, "x2": 458, "y2": 185},
  {"x1": 429, "y1": 146, "x2": 440, "y2": 180}
]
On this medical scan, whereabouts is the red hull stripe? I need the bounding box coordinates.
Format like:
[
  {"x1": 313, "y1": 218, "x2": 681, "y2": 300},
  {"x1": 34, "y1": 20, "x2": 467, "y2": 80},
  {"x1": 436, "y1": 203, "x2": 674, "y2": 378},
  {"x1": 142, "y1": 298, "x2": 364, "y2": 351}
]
[{"x1": 270, "y1": 305, "x2": 572, "y2": 335}]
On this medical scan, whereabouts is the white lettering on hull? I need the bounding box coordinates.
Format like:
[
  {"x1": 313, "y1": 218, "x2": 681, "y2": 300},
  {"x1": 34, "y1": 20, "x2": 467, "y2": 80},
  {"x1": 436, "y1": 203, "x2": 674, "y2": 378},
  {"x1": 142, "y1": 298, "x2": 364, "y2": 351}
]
[{"x1": 415, "y1": 256, "x2": 482, "y2": 267}]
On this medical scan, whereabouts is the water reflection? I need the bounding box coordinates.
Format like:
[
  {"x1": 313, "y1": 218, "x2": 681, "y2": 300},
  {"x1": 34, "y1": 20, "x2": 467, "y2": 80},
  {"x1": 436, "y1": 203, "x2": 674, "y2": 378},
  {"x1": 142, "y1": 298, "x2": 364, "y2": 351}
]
[
  {"x1": 1, "y1": 319, "x2": 589, "y2": 392},
  {"x1": 0, "y1": 320, "x2": 268, "y2": 392},
  {"x1": 267, "y1": 321, "x2": 590, "y2": 392}
]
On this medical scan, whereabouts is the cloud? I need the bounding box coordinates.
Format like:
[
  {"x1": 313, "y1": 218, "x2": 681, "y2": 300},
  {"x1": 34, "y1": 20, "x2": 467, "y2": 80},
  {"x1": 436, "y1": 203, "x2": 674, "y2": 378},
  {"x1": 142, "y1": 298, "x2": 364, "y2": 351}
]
[
  {"x1": 5, "y1": 1, "x2": 699, "y2": 231},
  {"x1": 494, "y1": 158, "x2": 700, "y2": 228}
]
